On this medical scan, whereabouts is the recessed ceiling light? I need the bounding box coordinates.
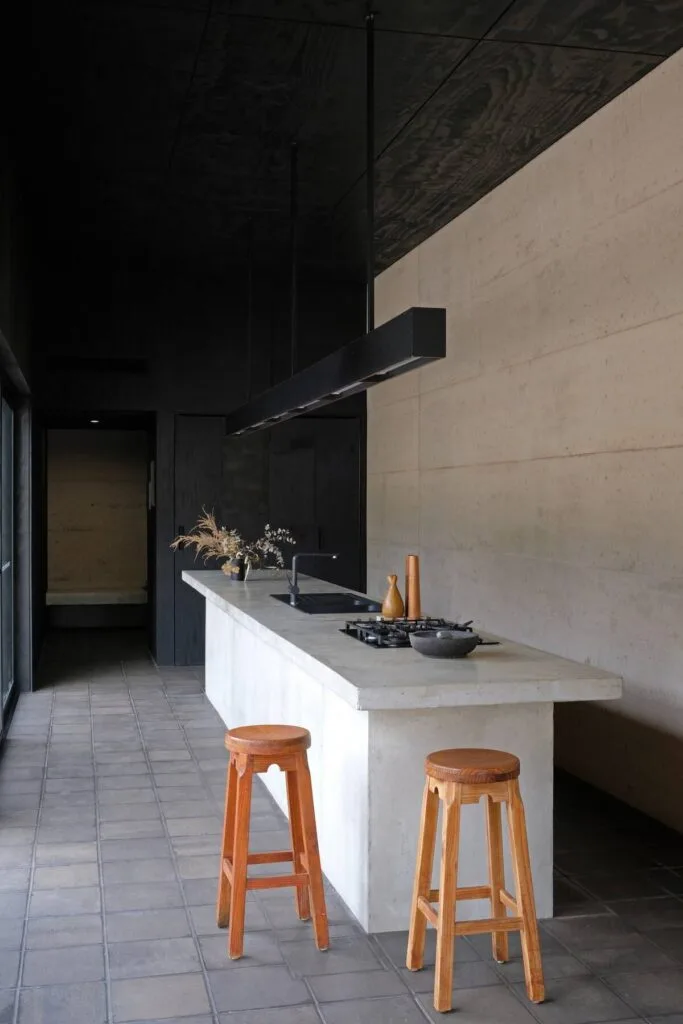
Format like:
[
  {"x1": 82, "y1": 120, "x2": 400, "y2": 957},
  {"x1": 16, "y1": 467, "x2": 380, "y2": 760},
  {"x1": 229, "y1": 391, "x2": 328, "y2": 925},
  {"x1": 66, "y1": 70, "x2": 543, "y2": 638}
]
[{"x1": 90, "y1": 419, "x2": 100, "y2": 424}]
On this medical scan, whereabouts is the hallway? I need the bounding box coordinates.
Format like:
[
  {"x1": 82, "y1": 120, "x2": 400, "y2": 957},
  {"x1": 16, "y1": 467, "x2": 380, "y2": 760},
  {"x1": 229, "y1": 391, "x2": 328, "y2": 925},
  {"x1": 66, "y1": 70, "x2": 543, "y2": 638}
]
[{"x1": 0, "y1": 633, "x2": 682, "y2": 1023}]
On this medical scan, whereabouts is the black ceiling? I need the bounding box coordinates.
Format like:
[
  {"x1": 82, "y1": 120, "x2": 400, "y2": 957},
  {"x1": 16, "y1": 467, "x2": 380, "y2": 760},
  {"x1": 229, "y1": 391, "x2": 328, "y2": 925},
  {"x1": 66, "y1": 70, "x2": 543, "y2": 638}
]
[{"x1": 25, "y1": 0, "x2": 683, "y2": 280}]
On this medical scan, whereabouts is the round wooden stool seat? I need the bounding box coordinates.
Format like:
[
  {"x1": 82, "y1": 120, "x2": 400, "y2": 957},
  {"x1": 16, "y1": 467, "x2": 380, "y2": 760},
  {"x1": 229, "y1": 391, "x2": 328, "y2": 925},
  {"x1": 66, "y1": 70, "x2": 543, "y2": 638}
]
[
  {"x1": 225, "y1": 724, "x2": 311, "y2": 756},
  {"x1": 425, "y1": 748, "x2": 520, "y2": 784}
]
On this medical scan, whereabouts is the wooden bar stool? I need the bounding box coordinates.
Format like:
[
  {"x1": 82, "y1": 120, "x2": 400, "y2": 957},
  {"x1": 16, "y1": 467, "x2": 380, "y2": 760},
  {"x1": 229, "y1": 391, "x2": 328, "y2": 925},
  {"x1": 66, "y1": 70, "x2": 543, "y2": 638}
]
[
  {"x1": 407, "y1": 748, "x2": 545, "y2": 1013},
  {"x1": 216, "y1": 724, "x2": 329, "y2": 959}
]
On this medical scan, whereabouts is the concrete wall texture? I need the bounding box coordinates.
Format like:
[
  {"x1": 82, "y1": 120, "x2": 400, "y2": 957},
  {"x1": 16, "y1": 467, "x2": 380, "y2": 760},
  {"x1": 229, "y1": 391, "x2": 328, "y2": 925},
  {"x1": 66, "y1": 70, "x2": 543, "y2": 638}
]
[
  {"x1": 366, "y1": 52, "x2": 683, "y2": 830},
  {"x1": 47, "y1": 430, "x2": 148, "y2": 593}
]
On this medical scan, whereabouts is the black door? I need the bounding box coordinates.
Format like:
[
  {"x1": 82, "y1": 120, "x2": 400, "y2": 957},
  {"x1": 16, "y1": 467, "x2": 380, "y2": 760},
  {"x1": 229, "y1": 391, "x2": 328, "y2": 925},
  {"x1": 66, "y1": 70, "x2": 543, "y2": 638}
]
[{"x1": 173, "y1": 415, "x2": 226, "y2": 665}]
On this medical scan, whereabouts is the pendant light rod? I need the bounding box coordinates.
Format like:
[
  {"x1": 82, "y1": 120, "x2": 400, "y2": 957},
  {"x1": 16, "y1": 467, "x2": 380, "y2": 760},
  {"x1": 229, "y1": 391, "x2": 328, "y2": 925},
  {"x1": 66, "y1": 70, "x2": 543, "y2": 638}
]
[
  {"x1": 290, "y1": 140, "x2": 299, "y2": 377},
  {"x1": 246, "y1": 217, "x2": 254, "y2": 400},
  {"x1": 365, "y1": 9, "x2": 375, "y2": 334}
]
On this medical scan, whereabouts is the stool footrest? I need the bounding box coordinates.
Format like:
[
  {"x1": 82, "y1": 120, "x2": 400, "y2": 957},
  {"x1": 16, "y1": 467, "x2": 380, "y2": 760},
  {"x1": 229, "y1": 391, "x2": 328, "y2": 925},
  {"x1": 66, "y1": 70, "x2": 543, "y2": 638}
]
[
  {"x1": 247, "y1": 850, "x2": 294, "y2": 866},
  {"x1": 247, "y1": 872, "x2": 309, "y2": 891},
  {"x1": 455, "y1": 916, "x2": 523, "y2": 936},
  {"x1": 428, "y1": 884, "x2": 491, "y2": 902}
]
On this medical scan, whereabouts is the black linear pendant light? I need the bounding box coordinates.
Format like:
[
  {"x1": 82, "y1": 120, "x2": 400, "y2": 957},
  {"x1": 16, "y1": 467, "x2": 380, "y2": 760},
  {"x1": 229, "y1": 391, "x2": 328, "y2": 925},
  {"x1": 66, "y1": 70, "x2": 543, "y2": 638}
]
[{"x1": 225, "y1": 10, "x2": 446, "y2": 437}]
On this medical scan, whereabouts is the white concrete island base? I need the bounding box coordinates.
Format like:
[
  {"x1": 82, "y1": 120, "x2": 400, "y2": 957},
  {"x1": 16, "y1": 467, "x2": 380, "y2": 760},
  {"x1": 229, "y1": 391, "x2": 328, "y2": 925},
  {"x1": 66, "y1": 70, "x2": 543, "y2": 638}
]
[{"x1": 183, "y1": 570, "x2": 622, "y2": 933}]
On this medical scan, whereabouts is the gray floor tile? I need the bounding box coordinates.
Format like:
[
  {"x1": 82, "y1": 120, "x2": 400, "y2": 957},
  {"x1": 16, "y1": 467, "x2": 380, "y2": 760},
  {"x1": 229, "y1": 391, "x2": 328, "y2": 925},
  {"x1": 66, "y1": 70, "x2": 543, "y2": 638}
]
[
  {"x1": 417, "y1": 984, "x2": 540, "y2": 1023},
  {"x1": 648, "y1": 926, "x2": 683, "y2": 963},
  {"x1": 189, "y1": 901, "x2": 269, "y2": 935},
  {"x1": 320, "y1": 994, "x2": 427, "y2": 1023},
  {"x1": 98, "y1": 788, "x2": 157, "y2": 806},
  {"x1": 0, "y1": 826, "x2": 35, "y2": 845},
  {"x1": 106, "y1": 909, "x2": 192, "y2": 943},
  {"x1": 176, "y1": 855, "x2": 217, "y2": 879},
  {"x1": 104, "y1": 881, "x2": 184, "y2": 912},
  {"x1": 36, "y1": 824, "x2": 97, "y2": 843},
  {"x1": 98, "y1": 775, "x2": 153, "y2": 790},
  {"x1": 310, "y1": 969, "x2": 407, "y2": 1003},
  {"x1": 208, "y1": 964, "x2": 310, "y2": 1012},
  {"x1": 199, "y1": 931, "x2": 284, "y2": 970},
  {"x1": 401, "y1": 959, "x2": 502, "y2": 993},
  {"x1": 166, "y1": 817, "x2": 222, "y2": 837},
  {"x1": 0, "y1": 843, "x2": 32, "y2": 868},
  {"x1": 512, "y1": 976, "x2": 636, "y2": 1023},
  {"x1": 96, "y1": 762, "x2": 151, "y2": 777},
  {"x1": 0, "y1": 916, "x2": 25, "y2": 949},
  {"x1": 0, "y1": 866, "x2": 31, "y2": 890},
  {"x1": 218, "y1": 1009, "x2": 321, "y2": 1024},
  {"x1": 44, "y1": 777, "x2": 94, "y2": 794},
  {"x1": 18, "y1": 981, "x2": 106, "y2": 1024},
  {"x1": 29, "y1": 886, "x2": 101, "y2": 916},
  {"x1": 183, "y1": 879, "x2": 219, "y2": 905},
  {"x1": 0, "y1": 948, "x2": 20, "y2": 988},
  {"x1": 162, "y1": 801, "x2": 216, "y2": 819},
  {"x1": 375, "y1": 930, "x2": 480, "y2": 969},
  {"x1": 608, "y1": 968, "x2": 683, "y2": 1016},
  {"x1": 542, "y1": 916, "x2": 643, "y2": 951},
  {"x1": 109, "y1": 936, "x2": 201, "y2": 979},
  {"x1": 101, "y1": 839, "x2": 170, "y2": 861},
  {"x1": 281, "y1": 935, "x2": 382, "y2": 977},
  {"x1": 23, "y1": 944, "x2": 105, "y2": 985},
  {"x1": 496, "y1": 953, "x2": 590, "y2": 983},
  {"x1": 148, "y1": 750, "x2": 192, "y2": 762},
  {"x1": 0, "y1": 988, "x2": 14, "y2": 1023},
  {"x1": 99, "y1": 819, "x2": 166, "y2": 839},
  {"x1": 34, "y1": 842, "x2": 98, "y2": 866},
  {"x1": 0, "y1": 892, "x2": 28, "y2": 918},
  {"x1": 111, "y1": 973, "x2": 211, "y2": 1022},
  {"x1": 579, "y1": 939, "x2": 679, "y2": 974},
  {"x1": 605, "y1": 896, "x2": 683, "y2": 930},
  {"x1": 103, "y1": 860, "x2": 176, "y2": 886},
  {"x1": 34, "y1": 862, "x2": 100, "y2": 889},
  {"x1": 26, "y1": 913, "x2": 103, "y2": 949}
]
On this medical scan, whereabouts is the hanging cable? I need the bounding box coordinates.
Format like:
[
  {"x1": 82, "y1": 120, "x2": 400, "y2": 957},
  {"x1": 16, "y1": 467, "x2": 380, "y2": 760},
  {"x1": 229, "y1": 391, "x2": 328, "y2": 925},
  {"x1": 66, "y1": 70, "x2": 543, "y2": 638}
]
[
  {"x1": 246, "y1": 217, "x2": 254, "y2": 400},
  {"x1": 290, "y1": 141, "x2": 299, "y2": 377},
  {"x1": 365, "y1": 9, "x2": 375, "y2": 333}
]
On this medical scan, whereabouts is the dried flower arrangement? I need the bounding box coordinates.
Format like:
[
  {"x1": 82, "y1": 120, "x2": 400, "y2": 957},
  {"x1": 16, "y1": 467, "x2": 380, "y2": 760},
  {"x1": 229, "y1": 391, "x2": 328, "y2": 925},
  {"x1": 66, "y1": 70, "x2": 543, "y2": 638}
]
[{"x1": 171, "y1": 510, "x2": 295, "y2": 577}]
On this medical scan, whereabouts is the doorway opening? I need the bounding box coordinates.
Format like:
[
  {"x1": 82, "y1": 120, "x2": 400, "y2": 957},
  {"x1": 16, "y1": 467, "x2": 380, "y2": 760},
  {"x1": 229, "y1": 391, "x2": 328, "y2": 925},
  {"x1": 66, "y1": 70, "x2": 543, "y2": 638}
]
[{"x1": 44, "y1": 415, "x2": 154, "y2": 636}]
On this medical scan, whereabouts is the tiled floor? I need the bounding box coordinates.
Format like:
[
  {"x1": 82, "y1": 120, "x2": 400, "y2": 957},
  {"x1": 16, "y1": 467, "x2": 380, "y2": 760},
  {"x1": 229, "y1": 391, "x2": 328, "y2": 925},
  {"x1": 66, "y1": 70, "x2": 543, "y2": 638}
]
[{"x1": 1, "y1": 630, "x2": 682, "y2": 1023}]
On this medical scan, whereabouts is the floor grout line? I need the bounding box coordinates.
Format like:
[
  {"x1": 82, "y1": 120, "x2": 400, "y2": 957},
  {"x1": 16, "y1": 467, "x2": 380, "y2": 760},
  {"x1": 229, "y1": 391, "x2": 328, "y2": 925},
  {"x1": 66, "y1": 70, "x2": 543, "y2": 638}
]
[
  {"x1": 122, "y1": 663, "x2": 223, "y2": 1024},
  {"x1": 11, "y1": 685, "x2": 56, "y2": 1024},
  {"x1": 90, "y1": 672, "x2": 115, "y2": 1024}
]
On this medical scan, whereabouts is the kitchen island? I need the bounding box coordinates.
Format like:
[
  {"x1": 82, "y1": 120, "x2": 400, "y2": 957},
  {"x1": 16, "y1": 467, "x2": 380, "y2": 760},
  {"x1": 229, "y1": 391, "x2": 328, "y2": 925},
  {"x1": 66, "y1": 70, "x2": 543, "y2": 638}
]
[{"x1": 183, "y1": 569, "x2": 622, "y2": 933}]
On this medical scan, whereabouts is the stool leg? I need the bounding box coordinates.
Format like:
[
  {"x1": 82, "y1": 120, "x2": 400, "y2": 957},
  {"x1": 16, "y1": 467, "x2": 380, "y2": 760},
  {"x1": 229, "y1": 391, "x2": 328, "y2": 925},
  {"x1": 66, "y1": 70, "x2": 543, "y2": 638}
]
[
  {"x1": 485, "y1": 795, "x2": 509, "y2": 963},
  {"x1": 228, "y1": 756, "x2": 253, "y2": 960},
  {"x1": 407, "y1": 780, "x2": 439, "y2": 971},
  {"x1": 434, "y1": 782, "x2": 462, "y2": 1013},
  {"x1": 506, "y1": 780, "x2": 545, "y2": 1003},
  {"x1": 295, "y1": 753, "x2": 329, "y2": 951},
  {"x1": 286, "y1": 768, "x2": 310, "y2": 921},
  {"x1": 216, "y1": 755, "x2": 238, "y2": 927}
]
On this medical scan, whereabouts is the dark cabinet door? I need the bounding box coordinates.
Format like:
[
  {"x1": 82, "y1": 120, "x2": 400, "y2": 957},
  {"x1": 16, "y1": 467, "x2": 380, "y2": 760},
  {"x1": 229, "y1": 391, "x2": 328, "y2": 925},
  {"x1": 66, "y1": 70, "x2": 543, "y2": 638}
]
[
  {"x1": 269, "y1": 417, "x2": 362, "y2": 591},
  {"x1": 173, "y1": 415, "x2": 226, "y2": 665}
]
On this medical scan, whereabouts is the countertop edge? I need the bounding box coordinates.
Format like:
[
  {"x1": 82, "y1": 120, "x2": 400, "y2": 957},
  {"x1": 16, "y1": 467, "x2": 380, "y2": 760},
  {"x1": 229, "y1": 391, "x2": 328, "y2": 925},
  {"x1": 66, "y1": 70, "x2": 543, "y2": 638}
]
[{"x1": 183, "y1": 570, "x2": 623, "y2": 712}]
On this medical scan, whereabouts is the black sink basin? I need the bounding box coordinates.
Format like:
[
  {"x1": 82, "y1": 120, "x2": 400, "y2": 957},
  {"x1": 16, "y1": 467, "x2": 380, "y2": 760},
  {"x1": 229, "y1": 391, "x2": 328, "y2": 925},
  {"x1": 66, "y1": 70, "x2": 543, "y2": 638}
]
[{"x1": 271, "y1": 592, "x2": 381, "y2": 615}]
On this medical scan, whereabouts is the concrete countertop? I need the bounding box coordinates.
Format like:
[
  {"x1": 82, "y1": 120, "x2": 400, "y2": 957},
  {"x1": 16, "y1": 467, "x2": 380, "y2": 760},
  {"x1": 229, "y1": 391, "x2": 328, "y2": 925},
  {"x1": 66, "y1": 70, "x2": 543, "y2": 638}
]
[{"x1": 183, "y1": 569, "x2": 622, "y2": 712}]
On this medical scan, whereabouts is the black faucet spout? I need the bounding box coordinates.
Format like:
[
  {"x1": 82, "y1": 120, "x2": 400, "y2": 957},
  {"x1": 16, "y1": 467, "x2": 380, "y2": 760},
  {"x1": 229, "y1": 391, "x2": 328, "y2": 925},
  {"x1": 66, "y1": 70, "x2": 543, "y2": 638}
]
[{"x1": 289, "y1": 552, "x2": 339, "y2": 606}]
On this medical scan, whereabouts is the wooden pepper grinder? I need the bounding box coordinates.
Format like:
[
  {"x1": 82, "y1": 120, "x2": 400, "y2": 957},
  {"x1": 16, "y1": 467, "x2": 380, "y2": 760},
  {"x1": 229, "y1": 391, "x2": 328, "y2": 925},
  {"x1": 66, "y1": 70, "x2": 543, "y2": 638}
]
[
  {"x1": 405, "y1": 554, "x2": 422, "y2": 620},
  {"x1": 382, "y1": 575, "x2": 405, "y2": 619}
]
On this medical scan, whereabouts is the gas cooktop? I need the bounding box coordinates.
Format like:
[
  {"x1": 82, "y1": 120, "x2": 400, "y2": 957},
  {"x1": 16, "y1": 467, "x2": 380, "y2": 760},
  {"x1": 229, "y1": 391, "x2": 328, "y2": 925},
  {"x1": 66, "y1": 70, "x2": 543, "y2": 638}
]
[{"x1": 341, "y1": 617, "x2": 497, "y2": 649}]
